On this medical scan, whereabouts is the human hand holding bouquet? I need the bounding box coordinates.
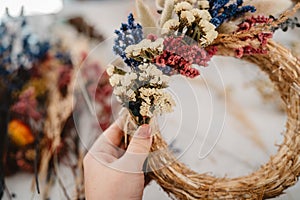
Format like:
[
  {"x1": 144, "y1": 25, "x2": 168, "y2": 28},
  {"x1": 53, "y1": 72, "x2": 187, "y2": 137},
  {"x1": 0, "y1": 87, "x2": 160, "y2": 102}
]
[{"x1": 84, "y1": 119, "x2": 152, "y2": 200}]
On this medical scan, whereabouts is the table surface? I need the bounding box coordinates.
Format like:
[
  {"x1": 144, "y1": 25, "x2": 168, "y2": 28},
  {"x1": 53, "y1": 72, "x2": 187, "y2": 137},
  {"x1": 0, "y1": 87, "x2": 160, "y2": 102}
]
[{"x1": 4, "y1": 1, "x2": 300, "y2": 199}]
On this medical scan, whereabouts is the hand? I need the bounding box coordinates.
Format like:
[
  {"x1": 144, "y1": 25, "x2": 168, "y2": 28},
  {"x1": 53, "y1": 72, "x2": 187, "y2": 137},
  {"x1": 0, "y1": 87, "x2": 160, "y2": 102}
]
[{"x1": 84, "y1": 118, "x2": 152, "y2": 200}]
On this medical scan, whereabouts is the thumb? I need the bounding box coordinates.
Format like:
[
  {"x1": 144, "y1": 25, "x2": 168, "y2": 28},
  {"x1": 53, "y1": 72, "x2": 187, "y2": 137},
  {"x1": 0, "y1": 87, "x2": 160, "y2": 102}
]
[
  {"x1": 116, "y1": 125, "x2": 152, "y2": 172},
  {"x1": 127, "y1": 124, "x2": 152, "y2": 154}
]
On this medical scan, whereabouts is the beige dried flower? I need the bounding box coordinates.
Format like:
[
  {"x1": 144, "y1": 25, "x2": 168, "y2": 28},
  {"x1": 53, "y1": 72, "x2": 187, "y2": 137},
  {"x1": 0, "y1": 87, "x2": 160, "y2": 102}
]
[
  {"x1": 200, "y1": 29, "x2": 218, "y2": 45},
  {"x1": 138, "y1": 63, "x2": 170, "y2": 86},
  {"x1": 197, "y1": 20, "x2": 218, "y2": 45},
  {"x1": 106, "y1": 64, "x2": 115, "y2": 76},
  {"x1": 199, "y1": 20, "x2": 215, "y2": 32},
  {"x1": 162, "y1": 19, "x2": 180, "y2": 34},
  {"x1": 181, "y1": 11, "x2": 196, "y2": 25},
  {"x1": 139, "y1": 87, "x2": 175, "y2": 117},
  {"x1": 190, "y1": 9, "x2": 211, "y2": 21},
  {"x1": 125, "y1": 38, "x2": 164, "y2": 61},
  {"x1": 109, "y1": 74, "x2": 122, "y2": 87},
  {"x1": 174, "y1": 2, "x2": 193, "y2": 13},
  {"x1": 121, "y1": 73, "x2": 137, "y2": 87},
  {"x1": 140, "y1": 101, "x2": 152, "y2": 117}
]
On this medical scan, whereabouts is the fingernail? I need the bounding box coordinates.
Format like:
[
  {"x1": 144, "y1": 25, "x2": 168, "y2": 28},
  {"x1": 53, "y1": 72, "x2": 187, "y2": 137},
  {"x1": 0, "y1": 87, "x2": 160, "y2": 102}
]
[{"x1": 137, "y1": 125, "x2": 151, "y2": 138}]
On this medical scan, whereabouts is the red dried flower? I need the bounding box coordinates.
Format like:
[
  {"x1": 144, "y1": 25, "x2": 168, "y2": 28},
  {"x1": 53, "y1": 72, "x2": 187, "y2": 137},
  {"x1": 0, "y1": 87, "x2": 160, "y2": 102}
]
[
  {"x1": 235, "y1": 45, "x2": 268, "y2": 58},
  {"x1": 237, "y1": 16, "x2": 273, "y2": 32},
  {"x1": 206, "y1": 46, "x2": 218, "y2": 57},
  {"x1": 154, "y1": 36, "x2": 215, "y2": 78},
  {"x1": 258, "y1": 32, "x2": 273, "y2": 46},
  {"x1": 11, "y1": 87, "x2": 41, "y2": 121}
]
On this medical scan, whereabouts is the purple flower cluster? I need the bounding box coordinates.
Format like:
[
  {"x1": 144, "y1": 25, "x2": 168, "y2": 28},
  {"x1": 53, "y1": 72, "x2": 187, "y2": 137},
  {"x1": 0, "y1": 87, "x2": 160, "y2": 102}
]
[
  {"x1": 113, "y1": 14, "x2": 144, "y2": 69},
  {"x1": 208, "y1": 0, "x2": 256, "y2": 28}
]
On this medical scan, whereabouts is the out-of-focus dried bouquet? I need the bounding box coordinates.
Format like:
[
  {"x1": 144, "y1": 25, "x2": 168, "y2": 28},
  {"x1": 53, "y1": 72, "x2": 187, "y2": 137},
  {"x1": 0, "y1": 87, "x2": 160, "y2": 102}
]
[{"x1": 0, "y1": 14, "x2": 112, "y2": 200}]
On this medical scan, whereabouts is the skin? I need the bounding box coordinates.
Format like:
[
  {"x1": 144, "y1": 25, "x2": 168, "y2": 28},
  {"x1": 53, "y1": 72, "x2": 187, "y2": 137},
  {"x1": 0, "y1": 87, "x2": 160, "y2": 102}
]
[{"x1": 84, "y1": 118, "x2": 152, "y2": 200}]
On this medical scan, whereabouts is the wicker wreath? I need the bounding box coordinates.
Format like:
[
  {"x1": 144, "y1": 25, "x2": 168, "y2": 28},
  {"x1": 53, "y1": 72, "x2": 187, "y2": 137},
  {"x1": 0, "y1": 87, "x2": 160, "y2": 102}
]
[{"x1": 143, "y1": 4, "x2": 300, "y2": 200}]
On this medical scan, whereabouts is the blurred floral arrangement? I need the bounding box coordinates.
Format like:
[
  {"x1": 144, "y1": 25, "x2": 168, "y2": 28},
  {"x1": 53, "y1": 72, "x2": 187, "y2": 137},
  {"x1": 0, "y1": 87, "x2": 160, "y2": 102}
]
[
  {"x1": 0, "y1": 14, "x2": 112, "y2": 199},
  {"x1": 0, "y1": 13, "x2": 74, "y2": 198},
  {"x1": 107, "y1": 0, "x2": 300, "y2": 199}
]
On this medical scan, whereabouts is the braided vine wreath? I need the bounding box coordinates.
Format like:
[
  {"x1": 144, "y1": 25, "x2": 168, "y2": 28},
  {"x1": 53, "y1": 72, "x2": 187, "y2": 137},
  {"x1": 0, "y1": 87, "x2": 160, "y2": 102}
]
[{"x1": 108, "y1": 0, "x2": 300, "y2": 199}]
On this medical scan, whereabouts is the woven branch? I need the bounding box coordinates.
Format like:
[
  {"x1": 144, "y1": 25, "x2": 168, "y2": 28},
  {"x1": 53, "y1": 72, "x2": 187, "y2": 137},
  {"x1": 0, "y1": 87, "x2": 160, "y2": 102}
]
[{"x1": 145, "y1": 39, "x2": 300, "y2": 199}]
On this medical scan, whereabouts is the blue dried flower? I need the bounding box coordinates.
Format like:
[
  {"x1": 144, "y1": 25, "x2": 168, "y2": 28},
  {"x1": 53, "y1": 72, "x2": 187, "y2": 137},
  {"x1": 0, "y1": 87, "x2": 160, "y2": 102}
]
[
  {"x1": 113, "y1": 13, "x2": 144, "y2": 69},
  {"x1": 0, "y1": 17, "x2": 50, "y2": 91},
  {"x1": 0, "y1": 18, "x2": 50, "y2": 75},
  {"x1": 208, "y1": 0, "x2": 256, "y2": 27}
]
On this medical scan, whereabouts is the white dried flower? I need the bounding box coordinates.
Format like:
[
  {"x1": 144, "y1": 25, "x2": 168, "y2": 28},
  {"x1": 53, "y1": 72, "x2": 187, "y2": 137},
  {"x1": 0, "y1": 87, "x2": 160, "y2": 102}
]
[
  {"x1": 174, "y1": 2, "x2": 193, "y2": 13},
  {"x1": 181, "y1": 11, "x2": 196, "y2": 25},
  {"x1": 112, "y1": 72, "x2": 138, "y2": 102},
  {"x1": 139, "y1": 87, "x2": 175, "y2": 117},
  {"x1": 190, "y1": 9, "x2": 211, "y2": 21},
  {"x1": 106, "y1": 64, "x2": 115, "y2": 76},
  {"x1": 121, "y1": 73, "x2": 137, "y2": 87},
  {"x1": 199, "y1": 20, "x2": 215, "y2": 32},
  {"x1": 162, "y1": 19, "x2": 180, "y2": 34},
  {"x1": 138, "y1": 63, "x2": 170, "y2": 85},
  {"x1": 206, "y1": 29, "x2": 218, "y2": 44},
  {"x1": 154, "y1": 92, "x2": 175, "y2": 114},
  {"x1": 113, "y1": 85, "x2": 125, "y2": 96},
  {"x1": 139, "y1": 88, "x2": 156, "y2": 104},
  {"x1": 109, "y1": 74, "x2": 122, "y2": 87},
  {"x1": 125, "y1": 39, "x2": 164, "y2": 60}
]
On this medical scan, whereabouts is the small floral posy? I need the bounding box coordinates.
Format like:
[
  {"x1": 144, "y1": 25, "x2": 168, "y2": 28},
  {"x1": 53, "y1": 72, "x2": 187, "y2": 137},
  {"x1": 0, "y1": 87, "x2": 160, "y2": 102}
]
[{"x1": 107, "y1": 0, "x2": 257, "y2": 126}]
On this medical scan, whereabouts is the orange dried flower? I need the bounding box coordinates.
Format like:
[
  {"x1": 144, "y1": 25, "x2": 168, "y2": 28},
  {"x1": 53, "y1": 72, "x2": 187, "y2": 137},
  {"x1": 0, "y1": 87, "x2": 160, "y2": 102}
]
[{"x1": 8, "y1": 120, "x2": 34, "y2": 147}]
